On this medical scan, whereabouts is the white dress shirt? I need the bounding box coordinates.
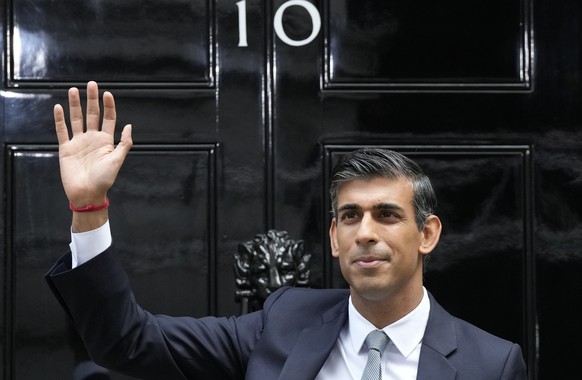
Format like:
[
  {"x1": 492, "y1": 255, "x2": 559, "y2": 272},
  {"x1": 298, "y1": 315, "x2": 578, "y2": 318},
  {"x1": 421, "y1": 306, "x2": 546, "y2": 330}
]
[
  {"x1": 70, "y1": 220, "x2": 111, "y2": 268},
  {"x1": 315, "y1": 288, "x2": 430, "y2": 380},
  {"x1": 70, "y1": 223, "x2": 430, "y2": 379}
]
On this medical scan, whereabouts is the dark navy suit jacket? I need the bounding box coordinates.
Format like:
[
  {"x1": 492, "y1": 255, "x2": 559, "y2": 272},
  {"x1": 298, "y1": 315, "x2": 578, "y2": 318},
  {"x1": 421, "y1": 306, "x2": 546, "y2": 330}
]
[{"x1": 46, "y1": 248, "x2": 527, "y2": 379}]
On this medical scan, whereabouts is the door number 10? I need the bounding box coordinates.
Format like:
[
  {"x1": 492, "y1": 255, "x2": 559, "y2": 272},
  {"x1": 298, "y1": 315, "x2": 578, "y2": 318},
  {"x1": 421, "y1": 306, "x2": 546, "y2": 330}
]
[{"x1": 237, "y1": 0, "x2": 321, "y2": 47}]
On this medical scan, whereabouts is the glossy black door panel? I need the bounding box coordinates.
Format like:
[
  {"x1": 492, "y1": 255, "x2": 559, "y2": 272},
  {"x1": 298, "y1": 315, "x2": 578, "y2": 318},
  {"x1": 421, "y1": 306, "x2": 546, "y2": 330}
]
[
  {"x1": 6, "y1": 146, "x2": 217, "y2": 378},
  {"x1": 9, "y1": 0, "x2": 213, "y2": 86},
  {"x1": 325, "y1": 0, "x2": 532, "y2": 90},
  {"x1": 5, "y1": 148, "x2": 70, "y2": 380}
]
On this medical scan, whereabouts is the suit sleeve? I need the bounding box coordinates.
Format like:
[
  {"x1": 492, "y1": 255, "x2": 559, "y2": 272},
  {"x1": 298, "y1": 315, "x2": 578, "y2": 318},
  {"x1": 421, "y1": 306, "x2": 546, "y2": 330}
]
[
  {"x1": 500, "y1": 343, "x2": 528, "y2": 380},
  {"x1": 45, "y1": 247, "x2": 262, "y2": 380}
]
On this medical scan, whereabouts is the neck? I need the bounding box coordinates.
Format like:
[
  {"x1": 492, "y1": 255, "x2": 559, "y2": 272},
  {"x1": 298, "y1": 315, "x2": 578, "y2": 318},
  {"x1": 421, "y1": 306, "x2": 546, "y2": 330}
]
[{"x1": 351, "y1": 285, "x2": 424, "y2": 328}]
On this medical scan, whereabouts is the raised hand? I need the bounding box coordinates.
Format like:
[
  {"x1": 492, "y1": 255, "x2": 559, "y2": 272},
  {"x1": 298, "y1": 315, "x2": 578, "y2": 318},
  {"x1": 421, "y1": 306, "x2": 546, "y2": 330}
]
[{"x1": 54, "y1": 81, "x2": 132, "y2": 230}]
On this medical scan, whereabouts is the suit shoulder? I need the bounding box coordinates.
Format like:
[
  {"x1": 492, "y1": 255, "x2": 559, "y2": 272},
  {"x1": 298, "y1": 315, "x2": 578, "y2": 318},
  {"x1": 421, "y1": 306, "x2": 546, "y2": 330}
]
[
  {"x1": 425, "y1": 294, "x2": 525, "y2": 377},
  {"x1": 453, "y1": 316, "x2": 515, "y2": 349},
  {"x1": 450, "y1": 317, "x2": 526, "y2": 378},
  {"x1": 263, "y1": 287, "x2": 349, "y2": 315},
  {"x1": 427, "y1": 294, "x2": 517, "y2": 352}
]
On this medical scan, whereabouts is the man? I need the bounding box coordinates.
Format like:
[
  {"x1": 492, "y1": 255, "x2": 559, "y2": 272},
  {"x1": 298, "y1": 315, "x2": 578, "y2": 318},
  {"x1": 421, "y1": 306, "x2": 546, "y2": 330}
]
[{"x1": 46, "y1": 82, "x2": 527, "y2": 379}]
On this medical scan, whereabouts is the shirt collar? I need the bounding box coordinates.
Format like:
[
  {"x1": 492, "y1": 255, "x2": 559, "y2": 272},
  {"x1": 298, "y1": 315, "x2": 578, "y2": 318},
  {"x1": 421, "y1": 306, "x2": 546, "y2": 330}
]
[{"x1": 347, "y1": 287, "x2": 430, "y2": 358}]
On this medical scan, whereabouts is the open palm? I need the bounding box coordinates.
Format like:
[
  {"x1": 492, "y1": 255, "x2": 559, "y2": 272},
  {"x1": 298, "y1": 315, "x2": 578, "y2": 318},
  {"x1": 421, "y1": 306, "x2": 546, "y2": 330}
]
[{"x1": 54, "y1": 81, "x2": 132, "y2": 207}]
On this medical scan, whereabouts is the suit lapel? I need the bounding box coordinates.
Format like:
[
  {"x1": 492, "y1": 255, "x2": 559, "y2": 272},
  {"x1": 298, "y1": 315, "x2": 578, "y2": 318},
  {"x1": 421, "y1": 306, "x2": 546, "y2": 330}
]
[
  {"x1": 416, "y1": 293, "x2": 458, "y2": 380},
  {"x1": 278, "y1": 296, "x2": 348, "y2": 380}
]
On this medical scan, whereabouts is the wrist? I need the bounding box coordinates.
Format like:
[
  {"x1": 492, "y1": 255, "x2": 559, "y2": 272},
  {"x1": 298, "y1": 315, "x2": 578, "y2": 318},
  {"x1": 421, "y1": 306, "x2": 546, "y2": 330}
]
[
  {"x1": 70, "y1": 197, "x2": 110, "y2": 212},
  {"x1": 69, "y1": 196, "x2": 110, "y2": 233},
  {"x1": 69, "y1": 194, "x2": 108, "y2": 209},
  {"x1": 72, "y1": 209, "x2": 109, "y2": 233}
]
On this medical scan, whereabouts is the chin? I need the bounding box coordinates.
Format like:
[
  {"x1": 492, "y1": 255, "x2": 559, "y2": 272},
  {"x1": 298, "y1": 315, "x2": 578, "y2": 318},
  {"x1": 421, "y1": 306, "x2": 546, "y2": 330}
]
[{"x1": 351, "y1": 283, "x2": 393, "y2": 302}]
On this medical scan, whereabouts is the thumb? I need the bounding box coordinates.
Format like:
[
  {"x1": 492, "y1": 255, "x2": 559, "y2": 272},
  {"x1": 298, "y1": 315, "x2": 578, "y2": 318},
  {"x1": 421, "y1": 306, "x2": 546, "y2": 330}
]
[{"x1": 112, "y1": 124, "x2": 133, "y2": 165}]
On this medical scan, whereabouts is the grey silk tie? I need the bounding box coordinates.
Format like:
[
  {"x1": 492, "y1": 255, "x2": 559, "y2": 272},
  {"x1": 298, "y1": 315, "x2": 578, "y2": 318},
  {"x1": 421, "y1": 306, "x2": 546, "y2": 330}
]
[{"x1": 361, "y1": 330, "x2": 389, "y2": 380}]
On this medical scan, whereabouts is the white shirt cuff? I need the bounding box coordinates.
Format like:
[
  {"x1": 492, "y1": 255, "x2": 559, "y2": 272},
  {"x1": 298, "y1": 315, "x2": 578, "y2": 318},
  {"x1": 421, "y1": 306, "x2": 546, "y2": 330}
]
[{"x1": 70, "y1": 220, "x2": 112, "y2": 268}]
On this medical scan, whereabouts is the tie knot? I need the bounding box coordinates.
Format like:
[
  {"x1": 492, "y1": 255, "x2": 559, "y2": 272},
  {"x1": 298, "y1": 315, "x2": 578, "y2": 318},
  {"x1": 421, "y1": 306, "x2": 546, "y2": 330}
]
[{"x1": 365, "y1": 330, "x2": 389, "y2": 354}]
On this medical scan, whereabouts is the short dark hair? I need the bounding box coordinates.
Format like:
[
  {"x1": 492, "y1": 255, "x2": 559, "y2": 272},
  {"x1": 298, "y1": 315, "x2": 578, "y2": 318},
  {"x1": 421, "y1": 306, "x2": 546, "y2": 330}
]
[{"x1": 329, "y1": 148, "x2": 437, "y2": 230}]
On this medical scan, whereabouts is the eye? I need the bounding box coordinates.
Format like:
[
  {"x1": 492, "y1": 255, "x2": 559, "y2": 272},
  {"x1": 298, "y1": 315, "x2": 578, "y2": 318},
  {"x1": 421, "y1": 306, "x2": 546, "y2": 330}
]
[
  {"x1": 378, "y1": 210, "x2": 401, "y2": 222},
  {"x1": 339, "y1": 210, "x2": 362, "y2": 225},
  {"x1": 339, "y1": 210, "x2": 359, "y2": 222},
  {"x1": 344, "y1": 211, "x2": 357, "y2": 219}
]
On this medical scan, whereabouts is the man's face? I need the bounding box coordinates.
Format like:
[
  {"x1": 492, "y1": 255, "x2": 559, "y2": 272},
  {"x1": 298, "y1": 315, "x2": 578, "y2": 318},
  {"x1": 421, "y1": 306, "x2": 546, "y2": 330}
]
[{"x1": 329, "y1": 177, "x2": 430, "y2": 304}]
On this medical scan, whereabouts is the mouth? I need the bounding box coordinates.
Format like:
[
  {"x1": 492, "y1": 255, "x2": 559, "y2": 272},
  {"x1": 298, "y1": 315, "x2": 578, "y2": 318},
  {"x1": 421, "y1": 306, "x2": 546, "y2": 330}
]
[{"x1": 353, "y1": 256, "x2": 388, "y2": 268}]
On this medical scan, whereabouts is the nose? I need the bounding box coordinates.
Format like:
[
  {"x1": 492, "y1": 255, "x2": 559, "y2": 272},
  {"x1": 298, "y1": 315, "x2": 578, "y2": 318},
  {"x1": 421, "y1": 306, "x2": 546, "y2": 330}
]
[{"x1": 355, "y1": 213, "x2": 379, "y2": 246}]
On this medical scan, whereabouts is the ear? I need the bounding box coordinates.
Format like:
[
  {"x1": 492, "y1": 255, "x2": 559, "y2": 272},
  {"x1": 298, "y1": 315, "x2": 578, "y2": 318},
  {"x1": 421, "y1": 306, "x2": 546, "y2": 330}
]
[
  {"x1": 419, "y1": 215, "x2": 442, "y2": 255},
  {"x1": 329, "y1": 218, "x2": 340, "y2": 258}
]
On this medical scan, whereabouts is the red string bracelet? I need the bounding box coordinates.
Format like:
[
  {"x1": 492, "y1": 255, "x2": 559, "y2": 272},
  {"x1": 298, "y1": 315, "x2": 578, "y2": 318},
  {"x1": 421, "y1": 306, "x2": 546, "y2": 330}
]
[{"x1": 69, "y1": 198, "x2": 110, "y2": 212}]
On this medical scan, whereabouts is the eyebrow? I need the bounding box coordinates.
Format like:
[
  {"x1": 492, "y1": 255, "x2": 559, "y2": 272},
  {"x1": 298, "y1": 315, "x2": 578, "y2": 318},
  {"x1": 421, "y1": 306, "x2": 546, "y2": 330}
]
[
  {"x1": 374, "y1": 203, "x2": 405, "y2": 213},
  {"x1": 337, "y1": 204, "x2": 359, "y2": 214},
  {"x1": 337, "y1": 202, "x2": 405, "y2": 213}
]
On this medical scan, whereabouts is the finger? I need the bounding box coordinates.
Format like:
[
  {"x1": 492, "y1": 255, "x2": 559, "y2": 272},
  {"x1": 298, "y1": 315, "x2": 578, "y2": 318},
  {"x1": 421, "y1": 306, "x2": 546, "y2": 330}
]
[
  {"x1": 112, "y1": 124, "x2": 133, "y2": 166},
  {"x1": 101, "y1": 91, "x2": 117, "y2": 136},
  {"x1": 86, "y1": 81, "x2": 100, "y2": 131},
  {"x1": 54, "y1": 104, "x2": 70, "y2": 145},
  {"x1": 68, "y1": 87, "x2": 84, "y2": 136}
]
